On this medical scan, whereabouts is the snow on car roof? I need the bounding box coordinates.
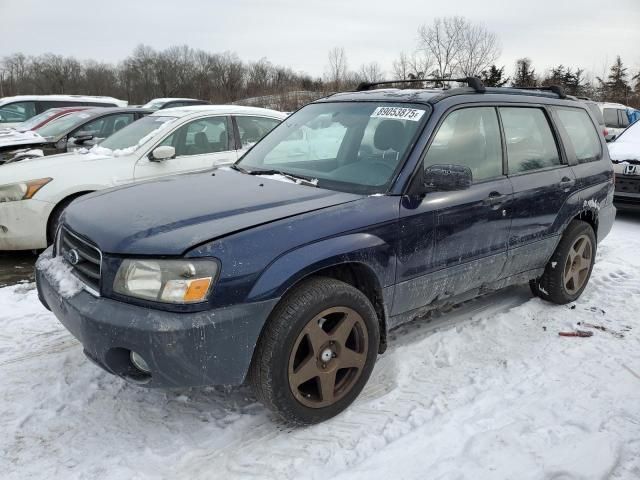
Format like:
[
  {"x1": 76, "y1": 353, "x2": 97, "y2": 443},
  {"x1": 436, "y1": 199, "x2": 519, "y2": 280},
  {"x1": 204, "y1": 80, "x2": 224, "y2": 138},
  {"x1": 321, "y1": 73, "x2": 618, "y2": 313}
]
[
  {"x1": 152, "y1": 105, "x2": 286, "y2": 118},
  {"x1": 0, "y1": 94, "x2": 127, "y2": 106}
]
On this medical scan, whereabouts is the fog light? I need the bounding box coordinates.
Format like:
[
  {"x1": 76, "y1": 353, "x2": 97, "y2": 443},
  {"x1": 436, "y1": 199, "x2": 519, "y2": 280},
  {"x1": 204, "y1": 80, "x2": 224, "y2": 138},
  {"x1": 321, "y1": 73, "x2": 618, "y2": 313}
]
[{"x1": 130, "y1": 351, "x2": 151, "y2": 373}]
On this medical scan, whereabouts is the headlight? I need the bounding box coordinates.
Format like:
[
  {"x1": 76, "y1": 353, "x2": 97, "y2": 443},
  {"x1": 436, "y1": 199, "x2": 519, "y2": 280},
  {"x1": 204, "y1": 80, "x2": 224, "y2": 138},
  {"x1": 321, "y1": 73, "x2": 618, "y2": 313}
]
[
  {"x1": 0, "y1": 178, "x2": 52, "y2": 203},
  {"x1": 113, "y1": 259, "x2": 218, "y2": 304}
]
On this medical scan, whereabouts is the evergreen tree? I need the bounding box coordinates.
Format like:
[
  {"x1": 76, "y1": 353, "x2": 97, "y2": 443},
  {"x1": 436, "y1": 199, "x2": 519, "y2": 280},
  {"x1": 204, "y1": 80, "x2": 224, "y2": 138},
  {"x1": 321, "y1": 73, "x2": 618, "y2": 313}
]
[
  {"x1": 597, "y1": 56, "x2": 631, "y2": 103},
  {"x1": 480, "y1": 65, "x2": 509, "y2": 87},
  {"x1": 512, "y1": 58, "x2": 537, "y2": 87}
]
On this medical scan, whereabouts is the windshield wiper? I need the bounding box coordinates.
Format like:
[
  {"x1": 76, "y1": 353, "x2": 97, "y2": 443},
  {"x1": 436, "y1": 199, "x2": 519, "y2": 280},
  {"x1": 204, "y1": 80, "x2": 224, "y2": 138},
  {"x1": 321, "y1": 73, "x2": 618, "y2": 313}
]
[
  {"x1": 229, "y1": 163, "x2": 249, "y2": 174},
  {"x1": 246, "y1": 168, "x2": 318, "y2": 187}
]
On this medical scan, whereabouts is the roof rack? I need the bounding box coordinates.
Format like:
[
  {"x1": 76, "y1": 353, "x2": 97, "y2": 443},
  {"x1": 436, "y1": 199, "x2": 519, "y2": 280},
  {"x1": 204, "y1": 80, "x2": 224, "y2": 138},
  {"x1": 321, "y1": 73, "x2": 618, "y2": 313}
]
[
  {"x1": 512, "y1": 85, "x2": 567, "y2": 99},
  {"x1": 356, "y1": 77, "x2": 486, "y2": 93}
]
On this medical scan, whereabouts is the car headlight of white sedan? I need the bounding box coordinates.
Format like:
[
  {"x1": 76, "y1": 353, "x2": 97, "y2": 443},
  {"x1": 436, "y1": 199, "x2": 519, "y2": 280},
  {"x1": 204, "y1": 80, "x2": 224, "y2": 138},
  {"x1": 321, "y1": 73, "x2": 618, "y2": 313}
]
[
  {"x1": 0, "y1": 178, "x2": 52, "y2": 203},
  {"x1": 113, "y1": 259, "x2": 219, "y2": 304}
]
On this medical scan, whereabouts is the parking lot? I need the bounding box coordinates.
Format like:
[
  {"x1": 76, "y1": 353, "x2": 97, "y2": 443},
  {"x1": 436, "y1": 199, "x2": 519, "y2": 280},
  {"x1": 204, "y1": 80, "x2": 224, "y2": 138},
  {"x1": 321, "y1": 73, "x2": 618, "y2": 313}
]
[{"x1": 0, "y1": 251, "x2": 35, "y2": 287}]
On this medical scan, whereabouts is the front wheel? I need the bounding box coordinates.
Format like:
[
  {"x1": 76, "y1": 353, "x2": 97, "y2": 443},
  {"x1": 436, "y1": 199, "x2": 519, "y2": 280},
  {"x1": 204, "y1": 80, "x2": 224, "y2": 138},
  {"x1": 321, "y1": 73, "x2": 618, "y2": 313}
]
[
  {"x1": 531, "y1": 220, "x2": 596, "y2": 304},
  {"x1": 250, "y1": 277, "x2": 380, "y2": 425}
]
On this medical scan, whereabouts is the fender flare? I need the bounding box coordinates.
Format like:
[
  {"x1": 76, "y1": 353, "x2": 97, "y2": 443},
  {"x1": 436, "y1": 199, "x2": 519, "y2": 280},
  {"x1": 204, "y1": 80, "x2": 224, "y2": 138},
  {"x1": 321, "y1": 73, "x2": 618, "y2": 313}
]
[{"x1": 246, "y1": 232, "x2": 395, "y2": 303}]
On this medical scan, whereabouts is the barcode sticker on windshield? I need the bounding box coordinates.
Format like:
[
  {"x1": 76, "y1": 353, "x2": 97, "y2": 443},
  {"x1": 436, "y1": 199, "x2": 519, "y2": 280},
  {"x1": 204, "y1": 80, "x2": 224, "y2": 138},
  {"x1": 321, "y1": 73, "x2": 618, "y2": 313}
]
[{"x1": 371, "y1": 107, "x2": 425, "y2": 121}]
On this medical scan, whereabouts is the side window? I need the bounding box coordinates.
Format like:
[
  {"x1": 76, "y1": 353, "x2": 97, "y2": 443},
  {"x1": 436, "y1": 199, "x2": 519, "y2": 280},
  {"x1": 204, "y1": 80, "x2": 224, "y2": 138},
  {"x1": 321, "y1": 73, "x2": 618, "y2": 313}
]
[
  {"x1": 75, "y1": 117, "x2": 106, "y2": 136},
  {"x1": 236, "y1": 116, "x2": 280, "y2": 149},
  {"x1": 39, "y1": 101, "x2": 73, "y2": 111},
  {"x1": 555, "y1": 108, "x2": 602, "y2": 164},
  {"x1": 500, "y1": 107, "x2": 561, "y2": 174},
  {"x1": 603, "y1": 108, "x2": 619, "y2": 128},
  {"x1": 618, "y1": 110, "x2": 630, "y2": 128},
  {"x1": 423, "y1": 107, "x2": 503, "y2": 182},
  {"x1": 0, "y1": 101, "x2": 37, "y2": 123},
  {"x1": 161, "y1": 116, "x2": 229, "y2": 156}
]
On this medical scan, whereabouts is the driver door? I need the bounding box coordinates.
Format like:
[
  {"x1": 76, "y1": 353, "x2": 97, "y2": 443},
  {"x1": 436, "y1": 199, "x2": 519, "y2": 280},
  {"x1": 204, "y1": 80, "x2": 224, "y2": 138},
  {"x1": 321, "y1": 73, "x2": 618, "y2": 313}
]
[
  {"x1": 134, "y1": 115, "x2": 236, "y2": 181},
  {"x1": 394, "y1": 106, "x2": 513, "y2": 315}
]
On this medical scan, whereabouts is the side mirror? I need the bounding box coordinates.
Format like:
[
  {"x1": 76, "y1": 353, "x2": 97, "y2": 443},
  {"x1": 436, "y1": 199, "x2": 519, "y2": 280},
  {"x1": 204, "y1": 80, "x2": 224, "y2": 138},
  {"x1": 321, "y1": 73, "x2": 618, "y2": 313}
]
[
  {"x1": 72, "y1": 131, "x2": 95, "y2": 144},
  {"x1": 149, "y1": 145, "x2": 175, "y2": 161},
  {"x1": 424, "y1": 164, "x2": 473, "y2": 192}
]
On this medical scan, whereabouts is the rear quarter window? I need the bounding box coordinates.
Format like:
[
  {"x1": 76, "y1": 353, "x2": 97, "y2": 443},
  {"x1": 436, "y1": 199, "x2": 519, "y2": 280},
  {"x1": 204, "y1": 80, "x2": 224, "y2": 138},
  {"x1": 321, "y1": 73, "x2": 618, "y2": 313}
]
[{"x1": 555, "y1": 108, "x2": 602, "y2": 164}]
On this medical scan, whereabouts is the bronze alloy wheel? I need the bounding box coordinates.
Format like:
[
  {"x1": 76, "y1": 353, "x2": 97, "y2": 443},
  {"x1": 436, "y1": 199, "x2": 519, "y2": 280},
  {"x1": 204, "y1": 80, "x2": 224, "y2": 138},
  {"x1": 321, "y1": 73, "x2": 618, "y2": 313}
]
[
  {"x1": 563, "y1": 234, "x2": 593, "y2": 295},
  {"x1": 288, "y1": 306, "x2": 369, "y2": 408}
]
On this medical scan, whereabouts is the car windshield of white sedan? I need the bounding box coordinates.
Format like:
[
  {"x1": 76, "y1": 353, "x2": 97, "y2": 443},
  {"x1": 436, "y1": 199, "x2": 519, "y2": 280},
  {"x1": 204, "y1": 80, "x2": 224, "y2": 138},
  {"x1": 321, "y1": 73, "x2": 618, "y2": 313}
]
[
  {"x1": 35, "y1": 111, "x2": 91, "y2": 138},
  {"x1": 98, "y1": 116, "x2": 177, "y2": 151},
  {"x1": 237, "y1": 102, "x2": 429, "y2": 194}
]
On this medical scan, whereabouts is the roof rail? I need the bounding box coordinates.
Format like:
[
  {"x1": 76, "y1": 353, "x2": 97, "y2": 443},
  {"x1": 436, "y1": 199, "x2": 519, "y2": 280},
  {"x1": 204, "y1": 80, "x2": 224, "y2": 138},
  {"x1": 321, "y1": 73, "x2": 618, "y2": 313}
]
[
  {"x1": 356, "y1": 77, "x2": 486, "y2": 93},
  {"x1": 512, "y1": 85, "x2": 567, "y2": 99}
]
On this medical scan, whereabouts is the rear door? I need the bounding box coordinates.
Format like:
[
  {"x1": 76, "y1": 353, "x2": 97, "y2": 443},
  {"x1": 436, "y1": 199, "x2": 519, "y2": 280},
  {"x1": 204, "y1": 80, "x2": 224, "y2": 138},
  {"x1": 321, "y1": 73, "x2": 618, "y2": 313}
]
[
  {"x1": 500, "y1": 106, "x2": 575, "y2": 277},
  {"x1": 394, "y1": 106, "x2": 513, "y2": 315},
  {"x1": 134, "y1": 115, "x2": 235, "y2": 181}
]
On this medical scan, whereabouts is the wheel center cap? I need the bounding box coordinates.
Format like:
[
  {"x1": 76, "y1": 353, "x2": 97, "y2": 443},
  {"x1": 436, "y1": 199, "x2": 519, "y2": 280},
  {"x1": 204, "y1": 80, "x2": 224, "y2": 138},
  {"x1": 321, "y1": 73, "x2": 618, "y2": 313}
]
[{"x1": 320, "y1": 348, "x2": 333, "y2": 362}]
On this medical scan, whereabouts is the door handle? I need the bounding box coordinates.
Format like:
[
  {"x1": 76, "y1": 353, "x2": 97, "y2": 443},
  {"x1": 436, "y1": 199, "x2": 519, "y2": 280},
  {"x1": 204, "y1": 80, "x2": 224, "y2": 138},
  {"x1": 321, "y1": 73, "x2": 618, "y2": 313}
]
[
  {"x1": 559, "y1": 177, "x2": 575, "y2": 190},
  {"x1": 483, "y1": 192, "x2": 507, "y2": 207}
]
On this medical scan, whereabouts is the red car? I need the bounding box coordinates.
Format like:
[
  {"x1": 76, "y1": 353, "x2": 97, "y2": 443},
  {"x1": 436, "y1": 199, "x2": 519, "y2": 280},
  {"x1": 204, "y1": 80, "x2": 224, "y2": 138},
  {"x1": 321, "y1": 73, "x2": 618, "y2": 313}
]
[{"x1": 8, "y1": 106, "x2": 91, "y2": 132}]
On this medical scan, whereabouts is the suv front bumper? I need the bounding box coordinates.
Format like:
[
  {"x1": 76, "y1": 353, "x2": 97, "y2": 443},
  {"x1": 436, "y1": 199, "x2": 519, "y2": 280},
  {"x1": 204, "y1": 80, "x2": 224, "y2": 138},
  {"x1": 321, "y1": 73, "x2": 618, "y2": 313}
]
[{"x1": 36, "y1": 265, "x2": 279, "y2": 388}]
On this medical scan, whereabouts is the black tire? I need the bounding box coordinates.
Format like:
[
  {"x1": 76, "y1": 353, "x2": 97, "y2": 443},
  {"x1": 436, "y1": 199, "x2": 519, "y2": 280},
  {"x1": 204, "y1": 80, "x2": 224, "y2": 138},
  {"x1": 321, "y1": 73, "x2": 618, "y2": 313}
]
[
  {"x1": 531, "y1": 220, "x2": 596, "y2": 304},
  {"x1": 47, "y1": 196, "x2": 82, "y2": 245},
  {"x1": 250, "y1": 277, "x2": 380, "y2": 425}
]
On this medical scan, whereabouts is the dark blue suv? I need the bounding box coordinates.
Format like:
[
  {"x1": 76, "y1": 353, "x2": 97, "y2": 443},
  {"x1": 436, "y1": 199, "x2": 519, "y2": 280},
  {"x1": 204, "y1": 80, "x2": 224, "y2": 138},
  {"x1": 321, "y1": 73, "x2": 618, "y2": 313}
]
[{"x1": 36, "y1": 78, "x2": 616, "y2": 424}]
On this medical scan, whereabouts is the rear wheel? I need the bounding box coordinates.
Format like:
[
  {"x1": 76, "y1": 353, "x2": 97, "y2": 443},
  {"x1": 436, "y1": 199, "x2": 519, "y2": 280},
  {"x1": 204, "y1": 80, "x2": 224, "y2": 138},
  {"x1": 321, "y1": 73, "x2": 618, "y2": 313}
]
[
  {"x1": 250, "y1": 277, "x2": 379, "y2": 425},
  {"x1": 530, "y1": 220, "x2": 596, "y2": 304}
]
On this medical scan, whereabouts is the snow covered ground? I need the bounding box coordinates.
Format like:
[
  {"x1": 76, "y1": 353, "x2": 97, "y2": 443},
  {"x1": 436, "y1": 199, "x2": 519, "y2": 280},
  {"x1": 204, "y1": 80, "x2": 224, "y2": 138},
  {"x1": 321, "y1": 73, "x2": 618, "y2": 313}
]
[{"x1": 1, "y1": 215, "x2": 639, "y2": 480}]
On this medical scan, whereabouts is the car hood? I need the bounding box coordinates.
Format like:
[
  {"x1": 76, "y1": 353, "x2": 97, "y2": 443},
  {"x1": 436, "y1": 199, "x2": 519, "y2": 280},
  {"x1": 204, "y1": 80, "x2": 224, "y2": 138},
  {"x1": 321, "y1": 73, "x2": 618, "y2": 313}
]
[
  {"x1": 0, "y1": 150, "x2": 124, "y2": 183},
  {"x1": 0, "y1": 129, "x2": 47, "y2": 148},
  {"x1": 608, "y1": 138, "x2": 640, "y2": 162},
  {"x1": 64, "y1": 169, "x2": 363, "y2": 255}
]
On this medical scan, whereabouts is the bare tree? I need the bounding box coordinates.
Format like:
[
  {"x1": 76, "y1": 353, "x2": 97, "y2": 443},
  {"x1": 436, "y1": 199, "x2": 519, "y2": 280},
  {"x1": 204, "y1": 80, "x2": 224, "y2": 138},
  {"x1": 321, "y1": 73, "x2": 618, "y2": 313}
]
[
  {"x1": 457, "y1": 22, "x2": 501, "y2": 77},
  {"x1": 359, "y1": 61, "x2": 384, "y2": 83},
  {"x1": 417, "y1": 16, "x2": 466, "y2": 78},
  {"x1": 325, "y1": 47, "x2": 348, "y2": 90}
]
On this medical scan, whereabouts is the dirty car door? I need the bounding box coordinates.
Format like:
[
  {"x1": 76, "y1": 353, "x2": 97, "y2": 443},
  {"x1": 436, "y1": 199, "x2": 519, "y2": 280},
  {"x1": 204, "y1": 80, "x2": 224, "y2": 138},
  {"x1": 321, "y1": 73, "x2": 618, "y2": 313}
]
[{"x1": 394, "y1": 106, "x2": 512, "y2": 316}]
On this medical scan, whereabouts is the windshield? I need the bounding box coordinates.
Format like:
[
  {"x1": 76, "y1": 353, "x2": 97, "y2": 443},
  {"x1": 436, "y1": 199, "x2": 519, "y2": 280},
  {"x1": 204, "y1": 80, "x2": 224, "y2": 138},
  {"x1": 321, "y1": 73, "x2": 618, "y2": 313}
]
[
  {"x1": 35, "y1": 111, "x2": 93, "y2": 138},
  {"x1": 237, "y1": 102, "x2": 429, "y2": 194},
  {"x1": 99, "y1": 115, "x2": 176, "y2": 150},
  {"x1": 615, "y1": 120, "x2": 640, "y2": 143},
  {"x1": 15, "y1": 109, "x2": 63, "y2": 131}
]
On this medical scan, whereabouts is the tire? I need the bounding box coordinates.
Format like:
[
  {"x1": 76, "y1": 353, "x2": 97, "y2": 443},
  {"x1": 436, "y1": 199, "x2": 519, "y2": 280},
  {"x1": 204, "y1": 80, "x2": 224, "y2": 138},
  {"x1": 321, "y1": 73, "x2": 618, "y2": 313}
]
[
  {"x1": 250, "y1": 277, "x2": 380, "y2": 425},
  {"x1": 531, "y1": 220, "x2": 596, "y2": 304},
  {"x1": 47, "y1": 196, "x2": 82, "y2": 245}
]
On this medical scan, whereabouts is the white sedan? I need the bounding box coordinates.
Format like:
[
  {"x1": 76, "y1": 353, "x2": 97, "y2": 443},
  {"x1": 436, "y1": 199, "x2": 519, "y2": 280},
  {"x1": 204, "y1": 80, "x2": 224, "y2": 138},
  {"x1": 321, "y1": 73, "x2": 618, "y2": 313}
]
[{"x1": 0, "y1": 105, "x2": 286, "y2": 250}]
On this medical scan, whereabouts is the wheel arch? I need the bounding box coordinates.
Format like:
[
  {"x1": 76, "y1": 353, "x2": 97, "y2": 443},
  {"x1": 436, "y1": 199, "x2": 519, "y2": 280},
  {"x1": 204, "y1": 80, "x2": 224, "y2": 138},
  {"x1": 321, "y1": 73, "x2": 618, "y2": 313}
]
[
  {"x1": 247, "y1": 234, "x2": 395, "y2": 354},
  {"x1": 46, "y1": 190, "x2": 94, "y2": 243}
]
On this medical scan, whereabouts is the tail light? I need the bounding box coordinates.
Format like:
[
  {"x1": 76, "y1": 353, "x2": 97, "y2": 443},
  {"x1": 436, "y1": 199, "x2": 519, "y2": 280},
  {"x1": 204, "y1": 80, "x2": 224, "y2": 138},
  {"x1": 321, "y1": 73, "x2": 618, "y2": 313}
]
[{"x1": 603, "y1": 128, "x2": 609, "y2": 137}]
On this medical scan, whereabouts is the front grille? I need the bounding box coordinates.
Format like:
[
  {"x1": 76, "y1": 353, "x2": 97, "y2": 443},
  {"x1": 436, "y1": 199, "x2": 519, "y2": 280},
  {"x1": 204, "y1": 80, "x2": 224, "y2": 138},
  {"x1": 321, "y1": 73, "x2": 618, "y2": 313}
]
[
  {"x1": 57, "y1": 227, "x2": 102, "y2": 294},
  {"x1": 615, "y1": 175, "x2": 640, "y2": 195}
]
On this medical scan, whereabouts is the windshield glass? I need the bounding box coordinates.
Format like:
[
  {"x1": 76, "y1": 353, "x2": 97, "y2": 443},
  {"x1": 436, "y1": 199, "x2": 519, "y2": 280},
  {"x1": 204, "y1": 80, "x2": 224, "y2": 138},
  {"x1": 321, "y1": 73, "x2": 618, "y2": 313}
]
[
  {"x1": 15, "y1": 109, "x2": 62, "y2": 131},
  {"x1": 237, "y1": 102, "x2": 429, "y2": 194},
  {"x1": 99, "y1": 115, "x2": 176, "y2": 151},
  {"x1": 35, "y1": 111, "x2": 93, "y2": 138}
]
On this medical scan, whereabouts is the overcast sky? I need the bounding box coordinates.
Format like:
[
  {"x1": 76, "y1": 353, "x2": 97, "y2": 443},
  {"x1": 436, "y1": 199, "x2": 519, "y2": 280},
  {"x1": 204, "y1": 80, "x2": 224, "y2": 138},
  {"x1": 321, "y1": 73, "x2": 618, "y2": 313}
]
[{"x1": 1, "y1": 0, "x2": 639, "y2": 80}]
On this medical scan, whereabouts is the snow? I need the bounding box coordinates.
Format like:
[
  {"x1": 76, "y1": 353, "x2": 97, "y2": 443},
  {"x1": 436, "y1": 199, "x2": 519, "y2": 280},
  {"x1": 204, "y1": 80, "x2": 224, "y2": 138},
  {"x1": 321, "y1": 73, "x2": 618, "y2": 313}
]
[
  {"x1": 34, "y1": 246, "x2": 84, "y2": 298},
  {"x1": 609, "y1": 121, "x2": 640, "y2": 161},
  {"x1": 1, "y1": 217, "x2": 639, "y2": 479}
]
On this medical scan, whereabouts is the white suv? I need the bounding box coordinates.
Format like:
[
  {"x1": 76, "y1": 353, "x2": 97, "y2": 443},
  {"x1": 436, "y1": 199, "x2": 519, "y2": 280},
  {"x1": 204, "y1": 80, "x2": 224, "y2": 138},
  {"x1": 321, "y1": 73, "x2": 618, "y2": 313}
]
[
  {"x1": 599, "y1": 102, "x2": 630, "y2": 141},
  {"x1": 0, "y1": 105, "x2": 285, "y2": 250},
  {"x1": 0, "y1": 95, "x2": 128, "y2": 129}
]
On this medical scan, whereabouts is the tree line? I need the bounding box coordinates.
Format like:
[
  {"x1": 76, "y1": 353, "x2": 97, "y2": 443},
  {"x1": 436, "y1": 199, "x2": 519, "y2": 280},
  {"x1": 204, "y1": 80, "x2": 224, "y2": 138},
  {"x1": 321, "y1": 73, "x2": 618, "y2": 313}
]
[{"x1": 1, "y1": 16, "x2": 639, "y2": 110}]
